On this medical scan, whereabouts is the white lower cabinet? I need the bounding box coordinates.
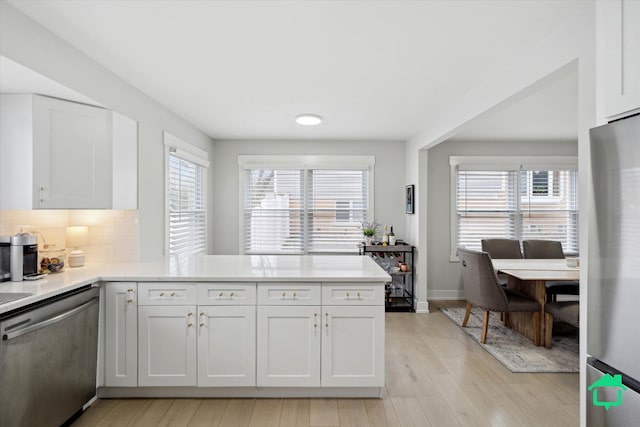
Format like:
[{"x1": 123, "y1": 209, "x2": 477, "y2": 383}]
[
  {"x1": 105, "y1": 280, "x2": 383, "y2": 393},
  {"x1": 257, "y1": 305, "x2": 321, "y2": 387},
  {"x1": 138, "y1": 305, "x2": 197, "y2": 386},
  {"x1": 104, "y1": 283, "x2": 138, "y2": 387},
  {"x1": 321, "y1": 305, "x2": 385, "y2": 387},
  {"x1": 198, "y1": 305, "x2": 256, "y2": 386},
  {"x1": 256, "y1": 282, "x2": 385, "y2": 388}
]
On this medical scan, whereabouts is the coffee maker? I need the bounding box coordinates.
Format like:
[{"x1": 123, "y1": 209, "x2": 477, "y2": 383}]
[{"x1": 0, "y1": 233, "x2": 38, "y2": 281}]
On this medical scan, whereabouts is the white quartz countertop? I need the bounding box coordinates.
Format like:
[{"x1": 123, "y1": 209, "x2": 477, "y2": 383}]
[{"x1": 0, "y1": 255, "x2": 391, "y2": 315}]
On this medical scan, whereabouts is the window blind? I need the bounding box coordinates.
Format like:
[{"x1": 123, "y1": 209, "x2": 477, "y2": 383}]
[
  {"x1": 308, "y1": 169, "x2": 369, "y2": 253},
  {"x1": 454, "y1": 165, "x2": 578, "y2": 254},
  {"x1": 456, "y1": 170, "x2": 517, "y2": 251},
  {"x1": 243, "y1": 169, "x2": 304, "y2": 254},
  {"x1": 242, "y1": 166, "x2": 370, "y2": 254},
  {"x1": 168, "y1": 151, "x2": 207, "y2": 256},
  {"x1": 519, "y1": 169, "x2": 579, "y2": 254}
]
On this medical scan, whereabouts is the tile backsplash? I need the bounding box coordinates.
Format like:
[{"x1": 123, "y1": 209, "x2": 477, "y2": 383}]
[{"x1": 0, "y1": 210, "x2": 139, "y2": 263}]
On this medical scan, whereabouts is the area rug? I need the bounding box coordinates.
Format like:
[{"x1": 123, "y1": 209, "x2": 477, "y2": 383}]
[{"x1": 440, "y1": 307, "x2": 579, "y2": 373}]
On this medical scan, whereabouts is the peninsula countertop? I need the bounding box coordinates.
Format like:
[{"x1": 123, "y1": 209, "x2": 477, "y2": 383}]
[{"x1": 0, "y1": 255, "x2": 391, "y2": 315}]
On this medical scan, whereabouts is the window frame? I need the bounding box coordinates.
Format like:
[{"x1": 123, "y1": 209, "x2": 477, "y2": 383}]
[
  {"x1": 238, "y1": 155, "x2": 375, "y2": 255},
  {"x1": 164, "y1": 131, "x2": 209, "y2": 256},
  {"x1": 449, "y1": 155, "x2": 578, "y2": 261}
]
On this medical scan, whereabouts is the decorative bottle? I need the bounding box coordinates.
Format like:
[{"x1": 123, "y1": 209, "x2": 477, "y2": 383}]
[
  {"x1": 382, "y1": 226, "x2": 389, "y2": 246},
  {"x1": 389, "y1": 226, "x2": 396, "y2": 245}
]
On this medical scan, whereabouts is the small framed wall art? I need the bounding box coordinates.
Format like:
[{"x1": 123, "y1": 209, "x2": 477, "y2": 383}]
[{"x1": 406, "y1": 185, "x2": 415, "y2": 214}]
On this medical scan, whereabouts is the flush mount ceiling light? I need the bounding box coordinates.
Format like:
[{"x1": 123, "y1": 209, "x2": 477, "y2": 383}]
[{"x1": 295, "y1": 114, "x2": 323, "y2": 126}]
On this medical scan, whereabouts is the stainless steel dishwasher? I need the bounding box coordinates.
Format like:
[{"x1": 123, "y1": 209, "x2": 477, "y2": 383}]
[{"x1": 0, "y1": 285, "x2": 100, "y2": 427}]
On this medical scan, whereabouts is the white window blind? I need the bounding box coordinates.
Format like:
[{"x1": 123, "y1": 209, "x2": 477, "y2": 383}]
[
  {"x1": 519, "y1": 169, "x2": 579, "y2": 253},
  {"x1": 243, "y1": 168, "x2": 304, "y2": 254},
  {"x1": 456, "y1": 170, "x2": 517, "y2": 250},
  {"x1": 168, "y1": 150, "x2": 207, "y2": 256},
  {"x1": 453, "y1": 161, "x2": 578, "y2": 255},
  {"x1": 308, "y1": 169, "x2": 369, "y2": 253},
  {"x1": 242, "y1": 163, "x2": 371, "y2": 254}
]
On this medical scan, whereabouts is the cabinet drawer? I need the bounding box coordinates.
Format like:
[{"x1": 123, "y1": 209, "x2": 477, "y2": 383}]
[
  {"x1": 197, "y1": 283, "x2": 256, "y2": 305},
  {"x1": 138, "y1": 282, "x2": 197, "y2": 305},
  {"x1": 257, "y1": 282, "x2": 321, "y2": 305},
  {"x1": 322, "y1": 283, "x2": 384, "y2": 306}
]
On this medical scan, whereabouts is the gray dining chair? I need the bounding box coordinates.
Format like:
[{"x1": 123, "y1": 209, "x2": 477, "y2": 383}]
[
  {"x1": 457, "y1": 247, "x2": 541, "y2": 345},
  {"x1": 481, "y1": 239, "x2": 523, "y2": 287},
  {"x1": 544, "y1": 301, "x2": 579, "y2": 348},
  {"x1": 522, "y1": 240, "x2": 579, "y2": 302}
]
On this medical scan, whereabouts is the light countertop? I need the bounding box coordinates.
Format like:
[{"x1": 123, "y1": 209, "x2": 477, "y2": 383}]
[{"x1": 0, "y1": 255, "x2": 391, "y2": 315}]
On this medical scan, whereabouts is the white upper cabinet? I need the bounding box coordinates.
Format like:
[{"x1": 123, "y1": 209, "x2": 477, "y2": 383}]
[
  {"x1": 0, "y1": 94, "x2": 137, "y2": 209},
  {"x1": 599, "y1": 0, "x2": 640, "y2": 120}
]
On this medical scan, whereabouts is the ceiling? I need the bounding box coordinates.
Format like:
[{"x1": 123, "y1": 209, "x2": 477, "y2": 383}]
[{"x1": 5, "y1": 0, "x2": 586, "y2": 141}]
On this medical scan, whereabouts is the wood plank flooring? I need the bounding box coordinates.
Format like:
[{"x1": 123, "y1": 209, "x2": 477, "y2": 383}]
[{"x1": 74, "y1": 301, "x2": 579, "y2": 426}]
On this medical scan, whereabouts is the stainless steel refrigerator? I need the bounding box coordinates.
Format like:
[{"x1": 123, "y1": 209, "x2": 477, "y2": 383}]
[{"x1": 588, "y1": 113, "x2": 640, "y2": 425}]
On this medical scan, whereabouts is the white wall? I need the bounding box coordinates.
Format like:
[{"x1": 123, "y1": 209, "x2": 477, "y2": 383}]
[
  {"x1": 426, "y1": 139, "x2": 579, "y2": 300},
  {"x1": 0, "y1": 2, "x2": 215, "y2": 260},
  {"x1": 211, "y1": 139, "x2": 405, "y2": 255}
]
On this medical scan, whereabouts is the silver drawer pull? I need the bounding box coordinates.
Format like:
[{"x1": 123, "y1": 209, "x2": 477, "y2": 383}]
[
  {"x1": 160, "y1": 292, "x2": 165, "y2": 296},
  {"x1": 171, "y1": 292, "x2": 176, "y2": 297},
  {"x1": 230, "y1": 292, "x2": 234, "y2": 297}
]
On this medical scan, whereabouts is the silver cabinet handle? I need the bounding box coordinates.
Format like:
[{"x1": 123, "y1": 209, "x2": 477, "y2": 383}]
[
  {"x1": 199, "y1": 312, "x2": 206, "y2": 327},
  {"x1": 314, "y1": 312, "x2": 318, "y2": 328},
  {"x1": 187, "y1": 311, "x2": 194, "y2": 327},
  {"x1": 230, "y1": 292, "x2": 234, "y2": 297},
  {"x1": 160, "y1": 292, "x2": 165, "y2": 296},
  {"x1": 171, "y1": 292, "x2": 176, "y2": 297},
  {"x1": 126, "y1": 288, "x2": 134, "y2": 303},
  {"x1": 3, "y1": 298, "x2": 98, "y2": 341}
]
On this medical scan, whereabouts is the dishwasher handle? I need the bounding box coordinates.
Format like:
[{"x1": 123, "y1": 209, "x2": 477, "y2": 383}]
[{"x1": 2, "y1": 297, "x2": 99, "y2": 341}]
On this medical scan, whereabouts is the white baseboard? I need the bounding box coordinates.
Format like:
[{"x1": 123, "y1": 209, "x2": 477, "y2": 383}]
[
  {"x1": 427, "y1": 290, "x2": 465, "y2": 300},
  {"x1": 98, "y1": 386, "x2": 383, "y2": 399},
  {"x1": 415, "y1": 300, "x2": 430, "y2": 313}
]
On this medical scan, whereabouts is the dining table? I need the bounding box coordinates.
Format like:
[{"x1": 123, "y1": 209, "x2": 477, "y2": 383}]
[{"x1": 491, "y1": 259, "x2": 580, "y2": 346}]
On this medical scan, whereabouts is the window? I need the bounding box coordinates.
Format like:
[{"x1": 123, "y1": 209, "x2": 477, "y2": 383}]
[
  {"x1": 240, "y1": 156, "x2": 374, "y2": 254},
  {"x1": 451, "y1": 156, "x2": 578, "y2": 258},
  {"x1": 165, "y1": 132, "x2": 209, "y2": 256}
]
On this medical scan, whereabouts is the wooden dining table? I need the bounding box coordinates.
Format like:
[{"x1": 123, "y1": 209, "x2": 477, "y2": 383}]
[{"x1": 491, "y1": 259, "x2": 580, "y2": 346}]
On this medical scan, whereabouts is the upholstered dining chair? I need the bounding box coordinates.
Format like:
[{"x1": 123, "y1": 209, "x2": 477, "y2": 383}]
[
  {"x1": 544, "y1": 301, "x2": 579, "y2": 348},
  {"x1": 481, "y1": 239, "x2": 523, "y2": 286},
  {"x1": 481, "y1": 239, "x2": 523, "y2": 259},
  {"x1": 522, "y1": 240, "x2": 580, "y2": 302},
  {"x1": 457, "y1": 247, "x2": 541, "y2": 345}
]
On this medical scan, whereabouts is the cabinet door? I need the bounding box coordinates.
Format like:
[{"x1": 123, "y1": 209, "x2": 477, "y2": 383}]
[
  {"x1": 601, "y1": 0, "x2": 640, "y2": 119},
  {"x1": 32, "y1": 95, "x2": 112, "y2": 208},
  {"x1": 104, "y1": 283, "x2": 137, "y2": 387},
  {"x1": 197, "y1": 306, "x2": 256, "y2": 386},
  {"x1": 257, "y1": 306, "x2": 320, "y2": 387},
  {"x1": 138, "y1": 305, "x2": 197, "y2": 386},
  {"x1": 321, "y1": 305, "x2": 385, "y2": 387}
]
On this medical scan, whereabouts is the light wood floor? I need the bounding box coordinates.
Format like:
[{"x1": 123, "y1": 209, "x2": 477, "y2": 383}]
[{"x1": 74, "y1": 301, "x2": 579, "y2": 427}]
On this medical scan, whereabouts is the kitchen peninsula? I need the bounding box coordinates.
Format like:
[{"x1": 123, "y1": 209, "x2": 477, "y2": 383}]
[{"x1": 0, "y1": 255, "x2": 390, "y2": 398}]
